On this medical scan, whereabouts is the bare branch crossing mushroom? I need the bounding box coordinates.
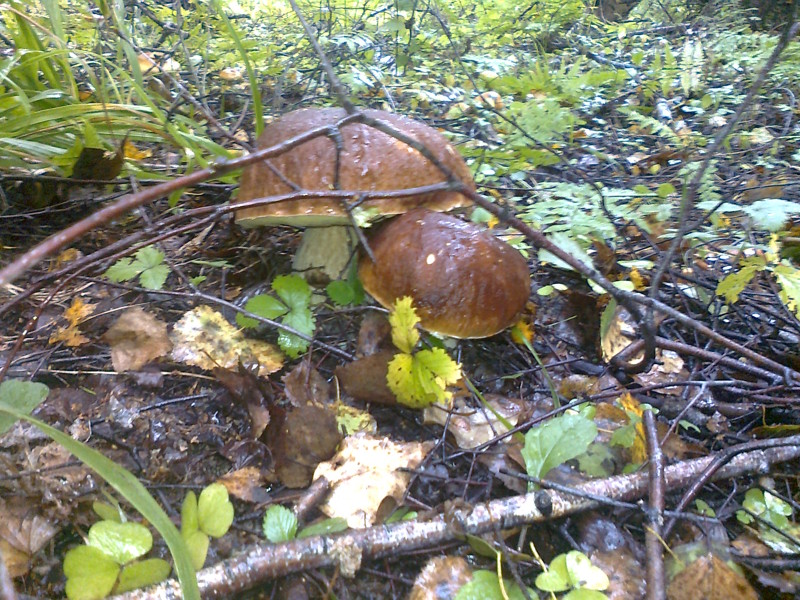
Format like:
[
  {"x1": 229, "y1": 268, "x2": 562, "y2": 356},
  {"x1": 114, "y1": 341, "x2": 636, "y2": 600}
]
[
  {"x1": 235, "y1": 108, "x2": 475, "y2": 282},
  {"x1": 358, "y1": 208, "x2": 531, "y2": 339}
]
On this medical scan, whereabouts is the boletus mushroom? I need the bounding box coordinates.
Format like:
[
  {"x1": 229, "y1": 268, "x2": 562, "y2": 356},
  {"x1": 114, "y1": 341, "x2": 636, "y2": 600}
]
[
  {"x1": 358, "y1": 208, "x2": 530, "y2": 339},
  {"x1": 235, "y1": 108, "x2": 475, "y2": 282}
]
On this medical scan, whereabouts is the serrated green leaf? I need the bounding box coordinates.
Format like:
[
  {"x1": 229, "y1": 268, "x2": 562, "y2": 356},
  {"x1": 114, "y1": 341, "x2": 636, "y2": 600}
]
[
  {"x1": 297, "y1": 517, "x2": 349, "y2": 539},
  {"x1": 387, "y1": 348, "x2": 461, "y2": 409},
  {"x1": 389, "y1": 297, "x2": 420, "y2": 354},
  {"x1": 577, "y1": 442, "x2": 614, "y2": 477},
  {"x1": 522, "y1": 413, "x2": 597, "y2": 481},
  {"x1": 105, "y1": 257, "x2": 140, "y2": 283},
  {"x1": 0, "y1": 380, "x2": 49, "y2": 434},
  {"x1": 88, "y1": 521, "x2": 153, "y2": 564},
  {"x1": 64, "y1": 545, "x2": 120, "y2": 600},
  {"x1": 183, "y1": 530, "x2": 209, "y2": 570},
  {"x1": 197, "y1": 483, "x2": 234, "y2": 538},
  {"x1": 181, "y1": 492, "x2": 199, "y2": 537},
  {"x1": 272, "y1": 274, "x2": 311, "y2": 311},
  {"x1": 263, "y1": 505, "x2": 298, "y2": 543},
  {"x1": 326, "y1": 279, "x2": 355, "y2": 306},
  {"x1": 138, "y1": 263, "x2": 170, "y2": 290},
  {"x1": 133, "y1": 246, "x2": 164, "y2": 269},
  {"x1": 115, "y1": 558, "x2": 171, "y2": 594},
  {"x1": 236, "y1": 294, "x2": 288, "y2": 328},
  {"x1": 774, "y1": 264, "x2": 800, "y2": 319},
  {"x1": 278, "y1": 307, "x2": 314, "y2": 358}
]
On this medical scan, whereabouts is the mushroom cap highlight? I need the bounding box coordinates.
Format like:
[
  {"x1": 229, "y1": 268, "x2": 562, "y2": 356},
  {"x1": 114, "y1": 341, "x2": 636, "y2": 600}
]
[
  {"x1": 235, "y1": 108, "x2": 474, "y2": 227},
  {"x1": 358, "y1": 208, "x2": 530, "y2": 339}
]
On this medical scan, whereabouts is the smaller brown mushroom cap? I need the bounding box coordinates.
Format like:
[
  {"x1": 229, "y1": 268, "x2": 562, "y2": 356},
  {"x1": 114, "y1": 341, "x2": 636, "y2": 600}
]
[{"x1": 358, "y1": 208, "x2": 530, "y2": 339}]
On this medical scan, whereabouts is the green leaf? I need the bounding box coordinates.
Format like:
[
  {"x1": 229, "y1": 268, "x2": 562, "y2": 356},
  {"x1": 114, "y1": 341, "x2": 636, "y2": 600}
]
[
  {"x1": 326, "y1": 279, "x2": 355, "y2": 306},
  {"x1": 695, "y1": 499, "x2": 715, "y2": 517},
  {"x1": 272, "y1": 274, "x2": 312, "y2": 312},
  {"x1": 387, "y1": 348, "x2": 461, "y2": 409},
  {"x1": 563, "y1": 590, "x2": 609, "y2": 600},
  {"x1": 743, "y1": 200, "x2": 800, "y2": 232},
  {"x1": 87, "y1": 521, "x2": 153, "y2": 564},
  {"x1": 774, "y1": 264, "x2": 800, "y2": 319},
  {"x1": 64, "y1": 545, "x2": 120, "y2": 600},
  {"x1": 0, "y1": 380, "x2": 49, "y2": 434},
  {"x1": 656, "y1": 183, "x2": 675, "y2": 198},
  {"x1": 610, "y1": 423, "x2": 636, "y2": 448},
  {"x1": 565, "y1": 550, "x2": 609, "y2": 590},
  {"x1": 522, "y1": 412, "x2": 597, "y2": 480},
  {"x1": 105, "y1": 257, "x2": 140, "y2": 283},
  {"x1": 389, "y1": 297, "x2": 420, "y2": 354},
  {"x1": 92, "y1": 501, "x2": 123, "y2": 523},
  {"x1": 183, "y1": 530, "x2": 209, "y2": 570},
  {"x1": 539, "y1": 233, "x2": 594, "y2": 273},
  {"x1": 277, "y1": 307, "x2": 314, "y2": 358},
  {"x1": 297, "y1": 517, "x2": 349, "y2": 539},
  {"x1": 133, "y1": 246, "x2": 164, "y2": 269},
  {"x1": 138, "y1": 263, "x2": 170, "y2": 290},
  {"x1": 181, "y1": 492, "x2": 199, "y2": 537},
  {"x1": 115, "y1": 558, "x2": 171, "y2": 594},
  {"x1": 455, "y1": 570, "x2": 534, "y2": 600},
  {"x1": 535, "y1": 556, "x2": 571, "y2": 592},
  {"x1": 197, "y1": 483, "x2": 234, "y2": 538},
  {"x1": 577, "y1": 442, "x2": 614, "y2": 477},
  {"x1": 236, "y1": 294, "x2": 288, "y2": 328},
  {"x1": 263, "y1": 505, "x2": 298, "y2": 543},
  {"x1": 0, "y1": 405, "x2": 199, "y2": 599}
]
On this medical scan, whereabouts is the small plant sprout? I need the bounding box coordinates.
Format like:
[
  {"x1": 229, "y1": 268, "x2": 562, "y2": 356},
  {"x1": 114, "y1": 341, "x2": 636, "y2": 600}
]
[{"x1": 535, "y1": 551, "x2": 610, "y2": 600}]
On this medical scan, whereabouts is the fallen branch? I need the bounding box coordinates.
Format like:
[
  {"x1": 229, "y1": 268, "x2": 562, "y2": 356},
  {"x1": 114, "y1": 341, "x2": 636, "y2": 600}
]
[{"x1": 114, "y1": 436, "x2": 800, "y2": 599}]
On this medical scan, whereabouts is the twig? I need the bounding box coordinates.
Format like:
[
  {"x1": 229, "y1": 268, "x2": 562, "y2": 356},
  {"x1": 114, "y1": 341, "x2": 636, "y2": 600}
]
[
  {"x1": 112, "y1": 436, "x2": 800, "y2": 599},
  {"x1": 643, "y1": 409, "x2": 665, "y2": 600}
]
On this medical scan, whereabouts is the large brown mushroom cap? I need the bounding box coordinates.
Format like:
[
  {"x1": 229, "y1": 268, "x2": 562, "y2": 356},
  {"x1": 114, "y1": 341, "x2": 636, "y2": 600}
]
[
  {"x1": 235, "y1": 108, "x2": 474, "y2": 227},
  {"x1": 359, "y1": 208, "x2": 530, "y2": 339}
]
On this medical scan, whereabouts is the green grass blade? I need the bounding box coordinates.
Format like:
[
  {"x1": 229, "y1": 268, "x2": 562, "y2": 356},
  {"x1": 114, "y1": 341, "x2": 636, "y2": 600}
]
[{"x1": 0, "y1": 404, "x2": 199, "y2": 600}]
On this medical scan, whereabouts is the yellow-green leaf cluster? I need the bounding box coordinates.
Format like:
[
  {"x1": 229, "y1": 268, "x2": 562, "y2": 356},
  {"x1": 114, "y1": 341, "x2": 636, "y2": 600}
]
[{"x1": 385, "y1": 297, "x2": 461, "y2": 409}]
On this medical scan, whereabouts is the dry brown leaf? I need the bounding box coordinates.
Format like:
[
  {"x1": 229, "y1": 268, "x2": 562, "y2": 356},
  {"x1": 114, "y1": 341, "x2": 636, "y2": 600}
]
[
  {"x1": 667, "y1": 554, "x2": 757, "y2": 600},
  {"x1": 423, "y1": 396, "x2": 524, "y2": 450},
  {"x1": 313, "y1": 433, "x2": 433, "y2": 528},
  {"x1": 0, "y1": 498, "x2": 58, "y2": 577},
  {"x1": 334, "y1": 350, "x2": 397, "y2": 405},
  {"x1": 283, "y1": 362, "x2": 330, "y2": 408},
  {"x1": 213, "y1": 365, "x2": 271, "y2": 438},
  {"x1": 218, "y1": 467, "x2": 270, "y2": 503},
  {"x1": 103, "y1": 307, "x2": 172, "y2": 371},
  {"x1": 265, "y1": 403, "x2": 341, "y2": 489},
  {"x1": 170, "y1": 306, "x2": 283, "y2": 376},
  {"x1": 409, "y1": 556, "x2": 473, "y2": 600}
]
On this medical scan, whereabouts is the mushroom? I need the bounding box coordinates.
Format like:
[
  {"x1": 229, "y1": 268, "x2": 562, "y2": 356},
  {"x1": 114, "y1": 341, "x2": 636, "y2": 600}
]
[
  {"x1": 358, "y1": 208, "x2": 530, "y2": 339},
  {"x1": 235, "y1": 108, "x2": 474, "y2": 282}
]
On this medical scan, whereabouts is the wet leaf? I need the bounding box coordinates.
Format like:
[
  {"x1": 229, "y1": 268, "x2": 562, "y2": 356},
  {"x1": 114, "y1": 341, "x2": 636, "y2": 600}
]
[
  {"x1": 103, "y1": 307, "x2": 172, "y2": 372},
  {"x1": 197, "y1": 483, "x2": 234, "y2": 538},
  {"x1": 263, "y1": 505, "x2": 298, "y2": 543},
  {"x1": 0, "y1": 380, "x2": 49, "y2": 434},
  {"x1": 87, "y1": 520, "x2": 153, "y2": 564},
  {"x1": 522, "y1": 412, "x2": 597, "y2": 481},
  {"x1": 64, "y1": 545, "x2": 119, "y2": 600},
  {"x1": 115, "y1": 558, "x2": 171, "y2": 593}
]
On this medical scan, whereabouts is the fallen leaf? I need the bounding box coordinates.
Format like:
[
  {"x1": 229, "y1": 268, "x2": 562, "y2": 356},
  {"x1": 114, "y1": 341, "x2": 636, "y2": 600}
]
[
  {"x1": 213, "y1": 365, "x2": 271, "y2": 438},
  {"x1": 103, "y1": 307, "x2": 172, "y2": 372},
  {"x1": 423, "y1": 396, "x2": 524, "y2": 449},
  {"x1": 0, "y1": 498, "x2": 58, "y2": 577},
  {"x1": 667, "y1": 554, "x2": 757, "y2": 600},
  {"x1": 283, "y1": 362, "x2": 330, "y2": 408},
  {"x1": 170, "y1": 306, "x2": 283, "y2": 376},
  {"x1": 218, "y1": 467, "x2": 270, "y2": 503},
  {"x1": 313, "y1": 433, "x2": 433, "y2": 528},
  {"x1": 49, "y1": 298, "x2": 96, "y2": 347},
  {"x1": 409, "y1": 556, "x2": 473, "y2": 600},
  {"x1": 264, "y1": 403, "x2": 341, "y2": 489},
  {"x1": 334, "y1": 350, "x2": 397, "y2": 405}
]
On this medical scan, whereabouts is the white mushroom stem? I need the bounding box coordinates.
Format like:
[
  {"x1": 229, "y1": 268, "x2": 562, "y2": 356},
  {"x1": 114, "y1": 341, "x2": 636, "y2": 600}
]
[{"x1": 292, "y1": 225, "x2": 358, "y2": 282}]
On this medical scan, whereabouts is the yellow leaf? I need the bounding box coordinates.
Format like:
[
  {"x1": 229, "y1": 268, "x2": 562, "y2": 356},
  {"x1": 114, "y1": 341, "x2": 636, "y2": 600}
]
[
  {"x1": 64, "y1": 298, "x2": 95, "y2": 327},
  {"x1": 389, "y1": 297, "x2": 420, "y2": 354},
  {"x1": 629, "y1": 268, "x2": 646, "y2": 291},
  {"x1": 619, "y1": 393, "x2": 647, "y2": 463},
  {"x1": 123, "y1": 140, "x2": 152, "y2": 161}
]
